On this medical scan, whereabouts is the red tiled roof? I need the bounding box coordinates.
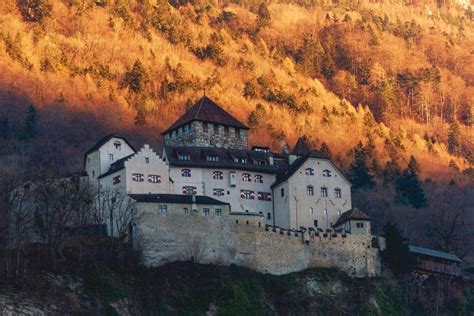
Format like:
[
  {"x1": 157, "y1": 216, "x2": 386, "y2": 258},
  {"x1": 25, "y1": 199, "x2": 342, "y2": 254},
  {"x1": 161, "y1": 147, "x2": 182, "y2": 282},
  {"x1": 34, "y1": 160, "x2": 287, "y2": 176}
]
[{"x1": 161, "y1": 96, "x2": 248, "y2": 135}]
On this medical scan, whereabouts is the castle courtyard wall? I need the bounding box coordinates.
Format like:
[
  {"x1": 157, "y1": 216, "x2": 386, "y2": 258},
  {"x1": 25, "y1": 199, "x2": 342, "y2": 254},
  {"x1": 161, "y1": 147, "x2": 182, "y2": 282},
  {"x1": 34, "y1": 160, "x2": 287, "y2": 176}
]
[{"x1": 136, "y1": 203, "x2": 381, "y2": 277}]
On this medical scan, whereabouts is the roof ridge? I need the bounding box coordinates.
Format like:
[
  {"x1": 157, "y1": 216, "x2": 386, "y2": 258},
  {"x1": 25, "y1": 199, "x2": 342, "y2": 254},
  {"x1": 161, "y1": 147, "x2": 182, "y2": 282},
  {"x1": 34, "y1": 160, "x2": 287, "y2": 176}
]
[{"x1": 194, "y1": 96, "x2": 206, "y2": 119}]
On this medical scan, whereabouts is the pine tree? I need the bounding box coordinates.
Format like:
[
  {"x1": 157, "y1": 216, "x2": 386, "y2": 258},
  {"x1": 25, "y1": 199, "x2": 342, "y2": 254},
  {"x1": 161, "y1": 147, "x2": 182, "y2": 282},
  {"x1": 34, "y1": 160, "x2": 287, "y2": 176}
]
[
  {"x1": 22, "y1": 105, "x2": 38, "y2": 140},
  {"x1": 383, "y1": 159, "x2": 401, "y2": 184},
  {"x1": 124, "y1": 59, "x2": 149, "y2": 94},
  {"x1": 395, "y1": 156, "x2": 427, "y2": 208},
  {"x1": 382, "y1": 223, "x2": 416, "y2": 276},
  {"x1": 348, "y1": 142, "x2": 374, "y2": 189},
  {"x1": 320, "y1": 142, "x2": 332, "y2": 160},
  {"x1": 447, "y1": 120, "x2": 460, "y2": 155}
]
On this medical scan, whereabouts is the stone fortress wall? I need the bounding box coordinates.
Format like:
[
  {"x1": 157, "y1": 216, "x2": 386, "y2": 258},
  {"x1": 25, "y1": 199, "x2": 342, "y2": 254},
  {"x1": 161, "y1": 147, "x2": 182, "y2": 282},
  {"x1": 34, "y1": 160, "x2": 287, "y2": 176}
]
[{"x1": 136, "y1": 203, "x2": 381, "y2": 278}]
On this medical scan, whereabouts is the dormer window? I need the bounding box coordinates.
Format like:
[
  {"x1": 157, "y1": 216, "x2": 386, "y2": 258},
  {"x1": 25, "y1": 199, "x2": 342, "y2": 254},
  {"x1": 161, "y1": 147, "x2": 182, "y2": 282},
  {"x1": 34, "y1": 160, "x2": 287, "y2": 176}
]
[
  {"x1": 213, "y1": 171, "x2": 223, "y2": 179},
  {"x1": 242, "y1": 173, "x2": 251, "y2": 182},
  {"x1": 179, "y1": 154, "x2": 190, "y2": 161},
  {"x1": 323, "y1": 169, "x2": 332, "y2": 177},
  {"x1": 234, "y1": 157, "x2": 247, "y2": 164},
  {"x1": 305, "y1": 168, "x2": 314, "y2": 175},
  {"x1": 207, "y1": 155, "x2": 219, "y2": 162},
  {"x1": 113, "y1": 141, "x2": 121, "y2": 150},
  {"x1": 255, "y1": 159, "x2": 266, "y2": 166}
]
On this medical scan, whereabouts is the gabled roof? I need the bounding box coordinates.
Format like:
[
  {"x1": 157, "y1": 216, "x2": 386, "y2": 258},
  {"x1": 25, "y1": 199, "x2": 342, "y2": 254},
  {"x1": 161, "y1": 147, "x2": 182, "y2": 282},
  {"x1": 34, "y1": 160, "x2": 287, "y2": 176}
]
[
  {"x1": 98, "y1": 154, "x2": 134, "y2": 179},
  {"x1": 271, "y1": 150, "x2": 330, "y2": 188},
  {"x1": 333, "y1": 208, "x2": 371, "y2": 227},
  {"x1": 164, "y1": 146, "x2": 278, "y2": 173},
  {"x1": 161, "y1": 96, "x2": 248, "y2": 135},
  {"x1": 409, "y1": 245, "x2": 462, "y2": 263},
  {"x1": 129, "y1": 194, "x2": 229, "y2": 205},
  {"x1": 291, "y1": 138, "x2": 310, "y2": 156},
  {"x1": 85, "y1": 133, "x2": 136, "y2": 156}
]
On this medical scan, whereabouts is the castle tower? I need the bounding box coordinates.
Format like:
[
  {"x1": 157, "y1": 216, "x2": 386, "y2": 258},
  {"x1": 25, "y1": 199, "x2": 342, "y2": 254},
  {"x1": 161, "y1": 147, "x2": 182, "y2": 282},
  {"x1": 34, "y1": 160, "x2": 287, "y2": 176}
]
[{"x1": 161, "y1": 96, "x2": 249, "y2": 150}]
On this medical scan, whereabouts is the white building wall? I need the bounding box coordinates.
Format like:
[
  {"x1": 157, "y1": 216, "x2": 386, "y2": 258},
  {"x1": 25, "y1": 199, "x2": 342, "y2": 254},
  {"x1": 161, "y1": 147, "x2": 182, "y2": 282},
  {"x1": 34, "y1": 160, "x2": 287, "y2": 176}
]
[{"x1": 168, "y1": 166, "x2": 275, "y2": 224}]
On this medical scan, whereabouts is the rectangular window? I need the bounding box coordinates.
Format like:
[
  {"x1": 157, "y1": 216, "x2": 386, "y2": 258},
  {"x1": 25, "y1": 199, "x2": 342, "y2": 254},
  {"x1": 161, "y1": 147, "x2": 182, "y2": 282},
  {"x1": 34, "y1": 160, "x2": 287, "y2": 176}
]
[
  {"x1": 215, "y1": 209, "x2": 222, "y2": 216},
  {"x1": 356, "y1": 222, "x2": 364, "y2": 228},
  {"x1": 145, "y1": 157, "x2": 149, "y2": 164},
  {"x1": 179, "y1": 154, "x2": 190, "y2": 161},
  {"x1": 257, "y1": 192, "x2": 272, "y2": 201},
  {"x1": 255, "y1": 160, "x2": 266, "y2": 166},
  {"x1": 203, "y1": 208, "x2": 210, "y2": 216},
  {"x1": 159, "y1": 205, "x2": 167, "y2": 213},
  {"x1": 314, "y1": 220, "x2": 318, "y2": 227},
  {"x1": 309, "y1": 207, "x2": 314, "y2": 214},
  {"x1": 242, "y1": 173, "x2": 252, "y2": 182},
  {"x1": 281, "y1": 188, "x2": 285, "y2": 197},
  {"x1": 307, "y1": 186, "x2": 314, "y2": 196},
  {"x1": 113, "y1": 175, "x2": 120, "y2": 185},
  {"x1": 254, "y1": 175, "x2": 263, "y2": 183},
  {"x1": 183, "y1": 207, "x2": 189, "y2": 215},
  {"x1": 335, "y1": 188, "x2": 341, "y2": 198},
  {"x1": 240, "y1": 190, "x2": 255, "y2": 199},
  {"x1": 181, "y1": 169, "x2": 191, "y2": 177},
  {"x1": 321, "y1": 187, "x2": 328, "y2": 197},
  {"x1": 267, "y1": 212, "x2": 271, "y2": 220},
  {"x1": 213, "y1": 188, "x2": 225, "y2": 196},
  {"x1": 109, "y1": 154, "x2": 114, "y2": 161},
  {"x1": 183, "y1": 186, "x2": 196, "y2": 195},
  {"x1": 213, "y1": 171, "x2": 223, "y2": 179},
  {"x1": 208, "y1": 155, "x2": 219, "y2": 162},
  {"x1": 132, "y1": 173, "x2": 144, "y2": 182},
  {"x1": 148, "y1": 175, "x2": 161, "y2": 183}
]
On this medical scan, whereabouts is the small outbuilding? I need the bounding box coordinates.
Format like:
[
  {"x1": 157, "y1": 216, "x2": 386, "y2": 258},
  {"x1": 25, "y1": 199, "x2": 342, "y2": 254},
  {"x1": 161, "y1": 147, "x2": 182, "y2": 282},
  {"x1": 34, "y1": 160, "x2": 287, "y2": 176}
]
[{"x1": 409, "y1": 245, "x2": 462, "y2": 277}]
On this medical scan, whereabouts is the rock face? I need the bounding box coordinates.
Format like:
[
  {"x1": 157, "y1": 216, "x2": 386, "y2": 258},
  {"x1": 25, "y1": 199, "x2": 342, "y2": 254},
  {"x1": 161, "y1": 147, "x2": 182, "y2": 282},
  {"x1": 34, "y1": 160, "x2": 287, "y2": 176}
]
[
  {"x1": 0, "y1": 290, "x2": 48, "y2": 315},
  {"x1": 135, "y1": 203, "x2": 382, "y2": 278}
]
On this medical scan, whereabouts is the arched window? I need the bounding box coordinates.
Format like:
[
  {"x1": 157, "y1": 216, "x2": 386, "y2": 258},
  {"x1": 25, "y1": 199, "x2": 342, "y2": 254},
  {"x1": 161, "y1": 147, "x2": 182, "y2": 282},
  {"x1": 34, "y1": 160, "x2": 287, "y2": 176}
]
[
  {"x1": 242, "y1": 173, "x2": 252, "y2": 182},
  {"x1": 322, "y1": 169, "x2": 332, "y2": 177},
  {"x1": 213, "y1": 171, "x2": 223, "y2": 180},
  {"x1": 305, "y1": 168, "x2": 314, "y2": 175},
  {"x1": 307, "y1": 185, "x2": 314, "y2": 196},
  {"x1": 334, "y1": 188, "x2": 341, "y2": 198},
  {"x1": 181, "y1": 169, "x2": 191, "y2": 177},
  {"x1": 254, "y1": 174, "x2": 263, "y2": 183}
]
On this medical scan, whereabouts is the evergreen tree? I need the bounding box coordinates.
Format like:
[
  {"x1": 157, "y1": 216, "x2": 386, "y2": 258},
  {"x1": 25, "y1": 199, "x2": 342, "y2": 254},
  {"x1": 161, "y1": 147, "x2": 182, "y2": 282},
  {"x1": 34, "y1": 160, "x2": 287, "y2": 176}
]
[
  {"x1": 447, "y1": 119, "x2": 460, "y2": 155},
  {"x1": 320, "y1": 142, "x2": 332, "y2": 160},
  {"x1": 243, "y1": 81, "x2": 257, "y2": 100},
  {"x1": 124, "y1": 59, "x2": 149, "y2": 93},
  {"x1": 247, "y1": 103, "x2": 266, "y2": 128},
  {"x1": 299, "y1": 36, "x2": 324, "y2": 78},
  {"x1": 22, "y1": 105, "x2": 37, "y2": 140},
  {"x1": 383, "y1": 159, "x2": 401, "y2": 184},
  {"x1": 382, "y1": 222, "x2": 416, "y2": 276},
  {"x1": 395, "y1": 156, "x2": 427, "y2": 208},
  {"x1": 321, "y1": 50, "x2": 335, "y2": 80},
  {"x1": 348, "y1": 142, "x2": 374, "y2": 189},
  {"x1": 256, "y1": 3, "x2": 271, "y2": 29}
]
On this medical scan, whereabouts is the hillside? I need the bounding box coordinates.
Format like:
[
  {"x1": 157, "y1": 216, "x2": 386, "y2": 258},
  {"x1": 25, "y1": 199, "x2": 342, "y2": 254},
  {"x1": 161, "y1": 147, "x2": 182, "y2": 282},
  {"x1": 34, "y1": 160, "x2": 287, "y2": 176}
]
[
  {"x1": 1, "y1": 262, "x2": 473, "y2": 315},
  {"x1": 0, "y1": 0, "x2": 472, "y2": 255}
]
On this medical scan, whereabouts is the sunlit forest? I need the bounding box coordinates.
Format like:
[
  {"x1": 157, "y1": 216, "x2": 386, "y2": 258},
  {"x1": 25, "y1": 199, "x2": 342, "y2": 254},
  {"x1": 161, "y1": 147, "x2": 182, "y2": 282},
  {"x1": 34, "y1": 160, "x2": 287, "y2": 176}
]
[{"x1": 0, "y1": 0, "x2": 472, "y2": 253}]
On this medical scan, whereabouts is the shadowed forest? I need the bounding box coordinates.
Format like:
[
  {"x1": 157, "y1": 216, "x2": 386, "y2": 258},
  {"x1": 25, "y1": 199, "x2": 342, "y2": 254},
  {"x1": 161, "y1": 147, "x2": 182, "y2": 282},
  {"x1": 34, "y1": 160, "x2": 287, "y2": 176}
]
[{"x1": 0, "y1": 0, "x2": 472, "y2": 265}]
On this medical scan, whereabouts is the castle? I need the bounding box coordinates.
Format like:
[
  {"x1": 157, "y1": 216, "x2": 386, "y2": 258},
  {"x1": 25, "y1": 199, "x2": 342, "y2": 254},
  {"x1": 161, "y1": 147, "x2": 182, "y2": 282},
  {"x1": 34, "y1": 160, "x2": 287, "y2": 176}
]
[{"x1": 84, "y1": 96, "x2": 382, "y2": 277}]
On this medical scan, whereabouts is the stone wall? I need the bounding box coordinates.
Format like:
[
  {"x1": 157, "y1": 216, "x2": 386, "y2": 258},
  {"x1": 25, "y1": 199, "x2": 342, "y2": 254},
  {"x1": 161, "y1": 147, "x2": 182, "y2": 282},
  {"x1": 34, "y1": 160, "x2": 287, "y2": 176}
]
[{"x1": 135, "y1": 203, "x2": 381, "y2": 277}]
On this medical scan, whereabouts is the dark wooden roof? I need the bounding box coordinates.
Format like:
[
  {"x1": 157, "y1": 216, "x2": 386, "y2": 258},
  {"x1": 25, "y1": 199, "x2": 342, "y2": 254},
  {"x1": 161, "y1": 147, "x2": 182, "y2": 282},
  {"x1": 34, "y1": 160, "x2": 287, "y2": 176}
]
[
  {"x1": 164, "y1": 145, "x2": 279, "y2": 173},
  {"x1": 271, "y1": 150, "x2": 329, "y2": 188},
  {"x1": 291, "y1": 138, "x2": 310, "y2": 156},
  {"x1": 98, "y1": 154, "x2": 134, "y2": 179},
  {"x1": 161, "y1": 96, "x2": 248, "y2": 135},
  {"x1": 129, "y1": 194, "x2": 229, "y2": 205},
  {"x1": 333, "y1": 208, "x2": 371, "y2": 227}
]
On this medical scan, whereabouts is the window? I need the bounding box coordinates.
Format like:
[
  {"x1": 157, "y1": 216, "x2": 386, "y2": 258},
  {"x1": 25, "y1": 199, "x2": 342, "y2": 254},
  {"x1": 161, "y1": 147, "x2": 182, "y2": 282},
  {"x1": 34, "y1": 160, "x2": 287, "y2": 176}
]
[
  {"x1": 148, "y1": 175, "x2": 161, "y2": 183},
  {"x1": 113, "y1": 141, "x2": 121, "y2": 150},
  {"x1": 132, "y1": 173, "x2": 144, "y2": 182},
  {"x1": 337, "y1": 210, "x2": 341, "y2": 216},
  {"x1": 235, "y1": 157, "x2": 247, "y2": 164},
  {"x1": 240, "y1": 190, "x2": 255, "y2": 199},
  {"x1": 203, "y1": 208, "x2": 210, "y2": 216},
  {"x1": 267, "y1": 212, "x2": 271, "y2": 220},
  {"x1": 109, "y1": 154, "x2": 114, "y2": 161},
  {"x1": 323, "y1": 169, "x2": 332, "y2": 177},
  {"x1": 309, "y1": 207, "x2": 314, "y2": 214},
  {"x1": 254, "y1": 174, "x2": 263, "y2": 183},
  {"x1": 314, "y1": 220, "x2": 318, "y2": 227},
  {"x1": 307, "y1": 185, "x2": 314, "y2": 196},
  {"x1": 215, "y1": 209, "x2": 222, "y2": 216},
  {"x1": 213, "y1": 171, "x2": 223, "y2": 179},
  {"x1": 257, "y1": 192, "x2": 272, "y2": 201},
  {"x1": 145, "y1": 157, "x2": 149, "y2": 164},
  {"x1": 281, "y1": 188, "x2": 285, "y2": 197},
  {"x1": 235, "y1": 128, "x2": 240, "y2": 138},
  {"x1": 334, "y1": 188, "x2": 341, "y2": 198},
  {"x1": 323, "y1": 209, "x2": 328, "y2": 215},
  {"x1": 182, "y1": 186, "x2": 197, "y2": 195},
  {"x1": 183, "y1": 208, "x2": 189, "y2": 215},
  {"x1": 320, "y1": 187, "x2": 328, "y2": 197},
  {"x1": 181, "y1": 169, "x2": 191, "y2": 177},
  {"x1": 179, "y1": 154, "x2": 190, "y2": 161},
  {"x1": 159, "y1": 205, "x2": 167, "y2": 213},
  {"x1": 242, "y1": 173, "x2": 252, "y2": 182},
  {"x1": 356, "y1": 222, "x2": 364, "y2": 228},
  {"x1": 203, "y1": 123, "x2": 208, "y2": 132},
  {"x1": 255, "y1": 160, "x2": 266, "y2": 166},
  {"x1": 87, "y1": 157, "x2": 90, "y2": 163},
  {"x1": 213, "y1": 188, "x2": 225, "y2": 196},
  {"x1": 214, "y1": 124, "x2": 219, "y2": 134},
  {"x1": 208, "y1": 155, "x2": 219, "y2": 162},
  {"x1": 305, "y1": 168, "x2": 314, "y2": 175},
  {"x1": 92, "y1": 170, "x2": 95, "y2": 177}
]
